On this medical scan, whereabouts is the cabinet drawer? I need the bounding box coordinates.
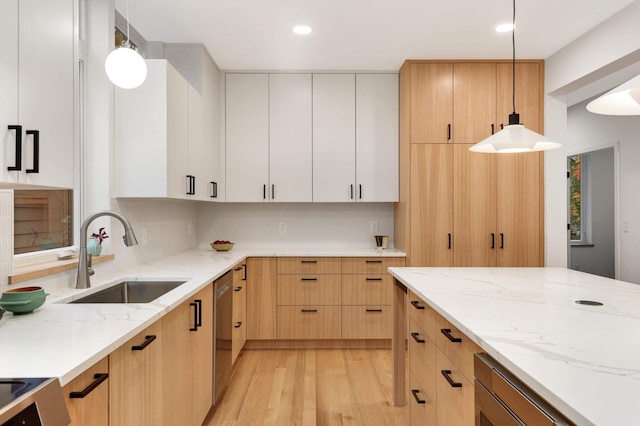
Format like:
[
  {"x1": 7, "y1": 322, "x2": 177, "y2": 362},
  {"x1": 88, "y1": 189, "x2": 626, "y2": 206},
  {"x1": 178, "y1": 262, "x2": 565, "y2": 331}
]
[
  {"x1": 277, "y1": 306, "x2": 341, "y2": 339},
  {"x1": 409, "y1": 371, "x2": 436, "y2": 426},
  {"x1": 232, "y1": 262, "x2": 245, "y2": 284},
  {"x1": 435, "y1": 349, "x2": 474, "y2": 426},
  {"x1": 63, "y1": 357, "x2": 109, "y2": 426},
  {"x1": 435, "y1": 315, "x2": 482, "y2": 382},
  {"x1": 342, "y1": 274, "x2": 392, "y2": 305},
  {"x1": 277, "y1": 275, "x2": 341, "y2": 305},
  {"x1": 232, "y1": 320, "x2": 246, "y2": 364},
  {"x1": 408, "y1": 290, "x2": 436, "y2": 339},
  {"x1": 233, "y1": 285, "x2": 246, "y2": 324},
  {"x1": 341, "y1": 306, "x2": 392, "y2": 339},
  {"x1": 277, "y1": 257, "x2": 342, "y2": 274},
  {"x1": 341, "y1": 257, "x2": 405, "y2": 274},
  {"x1": 408, "y1": 319, "x2": 436, "y2": 406}
]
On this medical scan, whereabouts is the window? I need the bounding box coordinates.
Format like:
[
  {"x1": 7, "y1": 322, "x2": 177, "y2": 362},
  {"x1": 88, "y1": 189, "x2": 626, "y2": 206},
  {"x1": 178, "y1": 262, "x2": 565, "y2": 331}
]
[
  {"x1": 568, "y1": 155, "x2": 585, "y2": 243},
  {"x1": 14, "y1": 190, "x2": 74, "y2": 254}
]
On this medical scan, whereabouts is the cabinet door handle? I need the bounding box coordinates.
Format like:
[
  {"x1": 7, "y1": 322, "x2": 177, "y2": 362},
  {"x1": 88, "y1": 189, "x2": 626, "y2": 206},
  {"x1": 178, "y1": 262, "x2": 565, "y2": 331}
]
[
  {"x1": 366, "y1": 308, "x2": 383, "y2": 313},
  {"x1": 186, "y1": 175, "x2": 194, "y2": 195},
  {"x1": 195, "y1": 299, "x2": 202, "y2": 327},
  {"x1": 7, "y1": 125, "x2": 22, "y2": 171},
  {"x1": 234, "y1": 321, "x2": 243, "y2": 328},
  {"x1": 132, "y1": 335, "x2": 157, "y2": 351},
  {"x1": 491, "y1": 233, "x2": 495, "y2": 249},
  {"x1": 366, "y1": 277, "x2": 382, "y2": 281},
  {"x1": 211, "y1": 181, "x2": 217, "y2": 198},
  {"x1": 242, "y1": 264, "x2": 247, "y2": 281},
  {"x1": 301, "y1": 277, "x2": 317, "y2": 281},
  {"x1": 448, "y1": 233, "x2": 452, "y2": 249},
  {"x1": 263, "y1": 184, "x2": 266, "y2": 200},
  {"x1": 25, "y1": 130, "x2": 39, "y2": 173},
  {"x1": 301, "y1": 260, "x2": 317, "y2": 264},
  {"x1": 350, "y1": 184, "x2": 354, "y2": 200},
  {"x1": 411, "y1": 389, "x2": 426, "y2": 404},
  {"x1": 491, "y1": 123, "x2": 495, "y2": 135},
  {"x1": 410, "y1": 332, "x2": 425, "y2": 343},
  {"x1": 410, "y1": 300, "x2": 425, "y2": 310},
  {"x1": 271, "y1": 184, "x2": 275, "y2": 200},
  {"x1": 441, "y1": 370, "x2": 462, "y2": 388},
  {"x1": 190, "y1": 302, "x2": 199, "y2": 331},
  {"x1": 365, "y1": 260, "x2": 382, "y2": 264},
  {"x1": 359, "y1": 184, "x2": 362, "y2": 200},
  {"x1": 441, "y1": 328, "x2": 462, "y2": 343},
  {"x1": 69, "y1": 373, "x2": 109, "y2": 399},
  {"x1": 234, "y1": 266, "x2": 243, "y2": 271},
  {"x1": 500, "y1": 233, "x2": 504, "y2": 249},
  {"x1": 447, "y1": 123, "x2": 451, "y2": 140},
  {"x1": 301, "y1": 309, "x2": 318, "y2": 313},
  {"x1": 234, "y1": 286, "x2": 243, "y2": 292}
]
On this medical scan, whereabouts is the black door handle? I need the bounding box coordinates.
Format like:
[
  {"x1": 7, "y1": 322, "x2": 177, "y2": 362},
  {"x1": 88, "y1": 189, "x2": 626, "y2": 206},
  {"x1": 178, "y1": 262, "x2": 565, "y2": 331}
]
[
  {"x1": 350, "y1": 184, "x2": 354, "y2": 200},
  {"x1": 69, "y1": 373, "x2": 109, "y2": 398},
  {"x1": 410, "y1": 332, "x2": 425, "y2": 343},
  {"x1": 25, "y1": 130, "x2": 39, "y2": 173},
  {"x1": 190, "y1": 302, "x2": 198, "y2": 331},
  {"x1": 366, "y1": 308, "x2": 383, "y2": 312},
  {"x1": 491, "y1": 233, "x2": 495, "y2": 249},
  {"x1": 301, "y1": 309, "x2": 318, "y2": 313},
  {"x1": 441, "y1": 328, "x2": 462, "y2": 343},
  {"x1": 411, "y1": 389, "x2": 426, "y2": 404},
  {"x1": 132, "y1": 335, "x2": 157, "y2": 351},
  {"x1": 186, "y1": 175, "x2": 195, "y2": 195},
  {"x1": 500, "y1": 233, "x2": 504, "y2": 249},
  {"x1": 272, "y1": 184, "x2": 275, "y2": 200},
  {"x1": 234, "y1": 321, "x2": 242, "y2": 328},
  {"x1": 195, "y1": 299, "x2": 202, "y2": 327},
  {"x1": 448, "y1": 233, "x2": 452, "y2": 249},
  {"x1": 211, "y1": 181, "x2": 217, "y2": 198},
  {"x1": 447, "y1": 123, "x2": 451, "y2": 140},
  {"x1": 410, "y1": 300, "x2": 425, "y2": 310},
  {"x1": 359, "y1": 184, "x2": 362, "y2": 199},
  {"x1": 7, "y1": 125, "x2": 22, "y2": 171},
  {"x1": 263, "y1": 184, "x2": 266, "y2": 200},
  {"x1": 441, "y1": 370, "x2": 462, "y2": 388},
  {"x1": 491, "y1": 123, "x2": 495, "y2": 135}
]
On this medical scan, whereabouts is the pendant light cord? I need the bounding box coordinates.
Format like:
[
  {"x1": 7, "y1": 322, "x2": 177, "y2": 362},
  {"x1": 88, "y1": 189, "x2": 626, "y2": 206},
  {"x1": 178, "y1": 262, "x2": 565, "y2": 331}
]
[{"x1": 512, "y1": 0, "x2": 516, "y2": 115}]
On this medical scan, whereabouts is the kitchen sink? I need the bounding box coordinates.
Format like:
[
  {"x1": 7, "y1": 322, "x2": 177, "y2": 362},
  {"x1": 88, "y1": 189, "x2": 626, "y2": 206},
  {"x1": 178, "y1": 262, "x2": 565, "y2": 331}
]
[{"x1": 70, "y1": 280, "x2": 186, "y2": 304}]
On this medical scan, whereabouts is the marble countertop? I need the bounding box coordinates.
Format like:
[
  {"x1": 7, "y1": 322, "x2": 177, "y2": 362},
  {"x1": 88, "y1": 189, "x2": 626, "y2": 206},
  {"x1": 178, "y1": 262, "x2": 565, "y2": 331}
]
[
  {"x1": 389, "y1": 267, "x2": 640, "y2": 426},
  {"x1": 0, "y1": 246, "x2": 404, "y2": 386}
]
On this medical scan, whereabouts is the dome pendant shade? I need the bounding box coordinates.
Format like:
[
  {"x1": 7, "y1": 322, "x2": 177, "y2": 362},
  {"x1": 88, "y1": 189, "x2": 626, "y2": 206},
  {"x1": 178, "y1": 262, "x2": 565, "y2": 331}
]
[
  {"x1": 586, "y1": 74, "x2": 640, "y2": 115},
  {"x1": 105, "y1": 47, "x2": 148, "y2": 89}
]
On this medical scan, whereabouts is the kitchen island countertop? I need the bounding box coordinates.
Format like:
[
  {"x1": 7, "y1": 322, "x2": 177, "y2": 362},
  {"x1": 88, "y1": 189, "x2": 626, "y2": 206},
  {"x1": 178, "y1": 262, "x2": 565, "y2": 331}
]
[
  {"x1": 389, "y1": 267, "x2": 640, "y2": 426},
  {"x1": 0, "y1": 246, "x2": 404, "y2": 386}
]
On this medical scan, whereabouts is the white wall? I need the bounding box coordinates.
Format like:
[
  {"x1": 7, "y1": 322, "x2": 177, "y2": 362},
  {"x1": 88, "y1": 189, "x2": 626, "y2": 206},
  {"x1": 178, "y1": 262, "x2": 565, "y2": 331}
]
[
  {"x1": 567, "y1": 100, "x2": 640, "y2": 283},
  {"x1": 196, "y1": 203, "x2": 395, "y2": 250},
  {"x1": 544, "y1": 1, "x2": 640, "y2": 269}
]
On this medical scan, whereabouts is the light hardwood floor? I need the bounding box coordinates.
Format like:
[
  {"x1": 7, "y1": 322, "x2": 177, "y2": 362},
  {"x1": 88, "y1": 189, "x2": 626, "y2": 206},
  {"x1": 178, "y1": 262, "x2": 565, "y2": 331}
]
[{"x1": 205, "y1": 349, "x2": 407, "y2": 425}]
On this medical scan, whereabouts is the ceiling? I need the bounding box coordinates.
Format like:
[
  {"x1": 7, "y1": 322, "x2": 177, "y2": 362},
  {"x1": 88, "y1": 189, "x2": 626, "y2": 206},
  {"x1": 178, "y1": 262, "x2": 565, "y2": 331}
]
[{"x1": 117, "y1": 0, "x2": 635, "y2": 71}]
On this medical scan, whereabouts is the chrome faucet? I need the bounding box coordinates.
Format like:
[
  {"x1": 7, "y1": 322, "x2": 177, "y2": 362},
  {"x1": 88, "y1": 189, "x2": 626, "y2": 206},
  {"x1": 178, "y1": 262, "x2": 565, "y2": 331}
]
[{"x1": 76, "y1": 210, "x2": 139, "y2": 289}]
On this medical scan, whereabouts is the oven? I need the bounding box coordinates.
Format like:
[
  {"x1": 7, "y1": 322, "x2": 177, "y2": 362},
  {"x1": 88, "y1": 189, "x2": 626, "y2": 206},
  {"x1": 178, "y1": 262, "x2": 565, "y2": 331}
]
[
  {"x1": 474, "y1": 353, "x2": 574, "y2": 426},
  {"x1": 0, "y1": 377, "x2": 70, "y2": 425}
]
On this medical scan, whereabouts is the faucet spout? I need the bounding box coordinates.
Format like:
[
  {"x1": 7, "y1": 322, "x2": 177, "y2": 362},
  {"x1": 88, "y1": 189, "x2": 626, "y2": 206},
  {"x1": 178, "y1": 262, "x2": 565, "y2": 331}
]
[{"x1": 76, "y1": 210, "x2": 138, "y2": 289}]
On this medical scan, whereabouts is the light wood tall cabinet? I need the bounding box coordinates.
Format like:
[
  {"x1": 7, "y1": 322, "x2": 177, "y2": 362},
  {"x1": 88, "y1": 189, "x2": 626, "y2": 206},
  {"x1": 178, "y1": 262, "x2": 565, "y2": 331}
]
[
  {"x1": 396, "y1": 60, "x2": 544, "y2": 267},
  {"x1": 63, "y1": 357, "x2": 109, "y2": 426}
]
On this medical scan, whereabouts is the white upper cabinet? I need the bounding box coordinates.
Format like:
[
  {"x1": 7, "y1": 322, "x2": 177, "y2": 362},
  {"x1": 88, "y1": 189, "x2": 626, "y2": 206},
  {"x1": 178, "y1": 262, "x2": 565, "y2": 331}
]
[
  {"x1": 312, "y1": 74, "x2": 357, "y2": 202},
  {"x1": 201, "y1": 55, "x2": 223, "y2": 201},
  {"x1": 356, "y1": 74, "x2": 399, "y2": 202},
  {"x1": 115, "y1": 60, "x2": 200, "y2": 200},
  {"x1": 1, "y1": 0, "x2": 74, "y2": 188},
  {"x1": 225, "y1": 74, "x2": 270, "y2": 202},
  {"x1": 269, "y1": 74, "x2": 312, "y2": 202}
]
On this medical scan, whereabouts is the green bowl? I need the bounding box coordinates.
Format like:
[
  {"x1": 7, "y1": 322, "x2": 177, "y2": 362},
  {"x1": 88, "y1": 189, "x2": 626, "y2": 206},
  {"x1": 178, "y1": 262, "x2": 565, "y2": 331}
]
[{"x1": 0, "y1": 286, "x2": 47, "y2": 314}]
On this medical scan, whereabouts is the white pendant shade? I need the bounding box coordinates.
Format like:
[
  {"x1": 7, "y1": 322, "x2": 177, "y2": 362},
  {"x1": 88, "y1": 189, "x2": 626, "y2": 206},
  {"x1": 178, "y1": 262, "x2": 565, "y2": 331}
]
[
  {"x1": 105, "y1": 47, "x2": 148, "y2": 89},
  {"x1": 586, "y1": 74, "x2": 640, "y2": 116},
  {"x1": 469, "y1": 124, "x2": 562, "y2": 153}
]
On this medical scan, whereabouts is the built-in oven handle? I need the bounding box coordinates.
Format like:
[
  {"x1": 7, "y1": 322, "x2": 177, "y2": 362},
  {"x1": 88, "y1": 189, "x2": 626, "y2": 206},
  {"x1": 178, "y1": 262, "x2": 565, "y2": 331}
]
[{"x1": 69, "y1": 373, "x2": 109, "y2": 398}]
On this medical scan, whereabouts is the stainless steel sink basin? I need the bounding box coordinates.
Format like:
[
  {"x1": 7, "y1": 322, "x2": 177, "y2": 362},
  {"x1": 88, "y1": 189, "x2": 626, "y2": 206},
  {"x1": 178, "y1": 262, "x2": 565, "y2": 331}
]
[{"x1": 70, "y1": 281, "x2": 186, "y2": 304}]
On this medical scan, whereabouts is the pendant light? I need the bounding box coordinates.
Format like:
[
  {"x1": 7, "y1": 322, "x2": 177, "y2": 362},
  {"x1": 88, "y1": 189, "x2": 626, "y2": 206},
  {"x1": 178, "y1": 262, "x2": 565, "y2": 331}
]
[
  {"x1": 586, "y1": 74, "x2": 640, "y2": 115},
  {"x1": 104, "y1": 0, "x2": 147, "y2": 89},
  {"x1": 469, "y1": 0, "x2": 560, "y2": 153}
]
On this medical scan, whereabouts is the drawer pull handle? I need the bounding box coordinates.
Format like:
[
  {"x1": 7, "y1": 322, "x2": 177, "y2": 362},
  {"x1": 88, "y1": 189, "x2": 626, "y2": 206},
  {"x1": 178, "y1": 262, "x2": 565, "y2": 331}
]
[
  {"x1": 411, "y1": 389, "x2": 426, "y2": 404},
  {"x1": 366, "y1": 277, "x2": 382, "y2": 281},
  {"x1": 441, "y1": 328, "x2": 462, "y2": 343},
  {"x1": 132, "y1": 335, "x2": 157, "y2": 351},
  {"x1": 301, "y1": 260, "x2": 317, "y2": 264},
  {"x1": 234, "y1": 321, "x2": 242, "y2": 328},
  {"x1": 234, "y1": 266, "x2": 243, "y2": 271},
  {"x1": 234, "y1": 286, "x2": 243, "y2": 292},
  {"x1": 365, "y1": 260, "x2": 382, "y2": 264},
  {"x1": 441, "y1": 370, "x2": 462, "y2": 388},
  {"x1": 410, "y1": 300, "x2": 425, "y2": 310},
  {"x1": 410, "y1": 332, "x2": 425, "y2": 343},
  {"x1": 301, "y1": 309, "x2": 318, "y2": 313},
  {"x1": 301, "y1": 278, "x2": 318, "y2": 281},
  {"x1": 366, "y1": 308, "x2": 383, "y2": 312},
  {"x1": 69, "y1": 373, "x2": 109, "y2": 398}
]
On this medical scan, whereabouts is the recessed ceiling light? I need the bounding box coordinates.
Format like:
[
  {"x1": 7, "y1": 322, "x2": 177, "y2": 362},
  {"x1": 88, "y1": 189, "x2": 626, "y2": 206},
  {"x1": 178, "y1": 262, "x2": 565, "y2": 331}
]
[
  {"x1": 495, "y1": 23, "x2": 516, "y2": 33},
  {"x1": 293, "y1": 25, "x2": 312, "y2": 35}
]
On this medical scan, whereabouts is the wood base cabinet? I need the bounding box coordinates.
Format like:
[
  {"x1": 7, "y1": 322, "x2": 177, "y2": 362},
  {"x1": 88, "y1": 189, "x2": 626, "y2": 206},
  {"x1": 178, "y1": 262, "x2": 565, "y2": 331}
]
[
  {"x1": 63, "y1": 357, "x2": 109, "y2": 426},
  {"x1": 246, "y1": 258, "x2": 277, "y2": 339},
  {"x1": 232, "y1": 262, "x2": 247, "y2": 364}
]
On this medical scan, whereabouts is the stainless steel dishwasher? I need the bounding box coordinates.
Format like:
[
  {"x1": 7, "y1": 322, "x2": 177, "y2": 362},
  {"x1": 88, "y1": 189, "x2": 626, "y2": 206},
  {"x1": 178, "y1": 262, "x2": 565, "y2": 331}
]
[
  {"x1": 214, "y1": 271, "x2": 233, "y2": 403},
  {"x1": 474, "y1": 353, "x2": 575, "y2": 425}
]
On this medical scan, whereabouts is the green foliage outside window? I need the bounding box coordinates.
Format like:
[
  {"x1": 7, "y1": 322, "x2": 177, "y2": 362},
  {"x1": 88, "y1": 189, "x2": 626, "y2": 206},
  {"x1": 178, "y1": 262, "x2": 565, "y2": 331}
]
[{"x1": 569, "y1": 156, "x2": 581, "y2": 240}]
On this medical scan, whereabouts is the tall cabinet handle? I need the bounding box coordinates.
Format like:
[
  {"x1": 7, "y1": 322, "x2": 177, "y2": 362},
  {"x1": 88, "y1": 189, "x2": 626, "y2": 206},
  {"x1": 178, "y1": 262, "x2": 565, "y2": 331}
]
[
  {"x1": 25, "y1": 130, "x2": 39, "y2": 173},
  {"x1": 491, "y1": 233, "x2": 495, "y2": 249},
  {"x1": 210, "y1": 181, "x2": 217, "y2": 198},
  {"x1": 447, "y1": 124, "x2": 451, "y2": 140},
  {"x1": 263, "y1": 184, "x2": 266, "y2": 200},
  {"x1": 359, "y1": 184, "x2": 362, "y2": 200},
  {"x1": 190, "y1": 302, "x2": 199, "y2": 331},
  {"x1": 350, "y1": 184, "x2": 354, "y2": 200},
  {"x1": 195, "y1": 299, "x2": 202, "y2": 327},
  {"x1": 500, "y1": 233, "x2": 504, "y2": 249},
  {"x1": 186, "y1": 175, "x2": 195, "y2": 195},
  {"x1": 271, "y1": 184, "x2": 275, "y2": 200},
  {"x1": 491, "y1": 124, "x2": 495, "y2": 135},
  {"x1": 69, "y1": 373, "x2": 109, "y2": 398},
  {"x1": 7, "y1": 125, "x2": 22, "y2": 171},
  {"x1": 447, "y1": 233, "x2": 452, "y2": 249}
]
